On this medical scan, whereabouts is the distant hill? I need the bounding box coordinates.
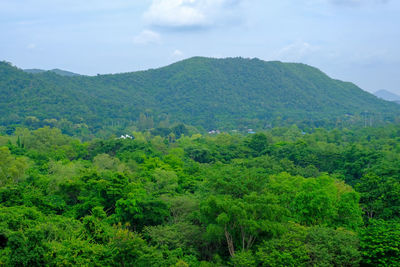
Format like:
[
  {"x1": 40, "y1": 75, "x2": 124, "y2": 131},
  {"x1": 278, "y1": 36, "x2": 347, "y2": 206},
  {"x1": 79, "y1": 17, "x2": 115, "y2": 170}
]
[
  {"x1": 1, "y1": 57, "x2": 400, "y2": 134},
  {"x1": 23, "y1": 68, "x2": 47, "y2": 74},
  {"x1": 374, "y1": 90, "x2": 400, "y2": 103},
  {"x1": 23, "y1": 68, "x2": 80, "y2": 77}
]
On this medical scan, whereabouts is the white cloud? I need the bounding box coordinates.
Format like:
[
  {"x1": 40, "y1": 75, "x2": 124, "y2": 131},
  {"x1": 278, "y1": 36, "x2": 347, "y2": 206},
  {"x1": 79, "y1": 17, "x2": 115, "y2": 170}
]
[
  {"x1": 133, "y1": 30, "x2": 161, "y2": 45},
  {"x1": 169, "y1": 49, "x2": 185, "y2": 61},
  {"x1": 143, "y1": 0, "x2": 242, "y2": 29},
  {"x1": 172, "y1": 49, "x2": 184, "y2": 57},
  {"x1": 275, "y1": 41, "x2": 320, "y2": 62}
]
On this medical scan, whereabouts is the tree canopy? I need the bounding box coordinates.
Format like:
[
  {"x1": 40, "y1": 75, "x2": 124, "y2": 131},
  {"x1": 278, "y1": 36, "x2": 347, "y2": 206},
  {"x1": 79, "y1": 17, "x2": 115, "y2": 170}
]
[{"x1": 0, "y1": 124, "x2": 399, "y2": 265}]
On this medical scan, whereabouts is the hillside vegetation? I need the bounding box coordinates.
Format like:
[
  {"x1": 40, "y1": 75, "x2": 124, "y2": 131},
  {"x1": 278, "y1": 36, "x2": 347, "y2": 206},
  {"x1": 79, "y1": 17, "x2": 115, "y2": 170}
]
[
  {"x1": 0, "y1": 125, "x2": 399, "y2": 265},
  {"x1": 1, "y1": 58, "x2": 399, "y2": 136}
]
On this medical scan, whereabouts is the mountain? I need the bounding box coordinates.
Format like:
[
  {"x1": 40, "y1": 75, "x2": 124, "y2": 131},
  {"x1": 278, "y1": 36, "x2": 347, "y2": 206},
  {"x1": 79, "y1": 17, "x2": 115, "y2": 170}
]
[
  {"x1": 23, "y1": 68, "x2": 47, "y2": 74},
  {"x1": 374, "y1": 89, "x2": 400, "y2": 103},
  {"x1": 24, "y1": 68, "x2": 80, "y2": 76},
  {"x1": 1, "y1": 57, "x2": 399, "y2": 133}
]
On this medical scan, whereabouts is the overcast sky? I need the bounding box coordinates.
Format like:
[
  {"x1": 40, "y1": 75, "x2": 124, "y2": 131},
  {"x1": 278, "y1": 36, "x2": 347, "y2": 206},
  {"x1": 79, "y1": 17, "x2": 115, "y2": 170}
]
[{"x1": 0, "y1": 0, "x2": 399, "y2": 94}]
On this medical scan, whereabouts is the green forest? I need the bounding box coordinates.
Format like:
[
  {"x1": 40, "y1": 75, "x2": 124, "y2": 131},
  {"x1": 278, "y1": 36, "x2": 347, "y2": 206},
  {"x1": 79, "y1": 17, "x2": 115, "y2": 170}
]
[
  {"x1": 1, "y1": 57, "x2": 400, "y2": 136},
  {"x1": 0, "y1": 124, "x2": 399, "y2": 266}
]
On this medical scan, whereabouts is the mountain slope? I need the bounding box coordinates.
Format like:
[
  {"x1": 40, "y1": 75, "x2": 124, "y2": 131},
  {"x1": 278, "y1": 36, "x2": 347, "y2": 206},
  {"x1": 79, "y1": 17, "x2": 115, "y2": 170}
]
[{"x1": 1, "y1": 57, "x2": 399, "y2": 132}]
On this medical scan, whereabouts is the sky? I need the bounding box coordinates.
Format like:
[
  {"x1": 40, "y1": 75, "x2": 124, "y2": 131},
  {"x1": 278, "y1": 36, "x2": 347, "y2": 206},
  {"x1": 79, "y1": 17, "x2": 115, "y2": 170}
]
[{"x1": 0, "y1": 0, "x2": 399, "y2": 94}]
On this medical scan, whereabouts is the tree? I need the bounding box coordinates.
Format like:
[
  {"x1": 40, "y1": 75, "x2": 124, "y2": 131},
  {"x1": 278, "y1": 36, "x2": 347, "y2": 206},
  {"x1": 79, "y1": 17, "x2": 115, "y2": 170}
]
[
  {"x1": 306, "y1": 226, "x2": 360, "y2": 267},
  {"x1": 256, "y1": 225, "x2": 360, "y2": 267},
  {"x1": 201, "y1": 193, "x2": 285, "y2": 257},
  {"x1": 360, "y1": 220, "x2": 400, "y2": 266},
  {"x1": 267, "y1": 173, "x2": 362, "y2": 229},
  {"x1": 8, "y1": 230, "x2": 48, "y2": 267},
  {"x1": 356, "y1": 173, "x2": 400, "y2": 220},
  {"x1": 246, "y1": 133, "x2": 270, "y2": 156},
  {"x1": 172, "y1": 124, "x2": 189, "y2": 139},
  {"x1": 256, "y1": 223, "x2": 310, "y2": 267},
  {"x1": 0, "y1": 147, "x2": 29, "y2": 185}
]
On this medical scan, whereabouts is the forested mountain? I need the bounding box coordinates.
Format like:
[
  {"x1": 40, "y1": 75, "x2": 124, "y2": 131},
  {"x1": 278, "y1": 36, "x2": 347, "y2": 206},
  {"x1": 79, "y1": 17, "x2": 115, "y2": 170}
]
[
  {"x1": 22, "y1": 69, "x2": 47, "y2": 74},
  {"x1": 1, "y1": 57, "x2": 399, "y2": 134}
]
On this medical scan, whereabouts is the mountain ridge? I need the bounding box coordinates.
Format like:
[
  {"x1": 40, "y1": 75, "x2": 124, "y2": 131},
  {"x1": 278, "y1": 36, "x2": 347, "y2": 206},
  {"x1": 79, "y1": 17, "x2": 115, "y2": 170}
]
[
  {"x1": 23, "y1": 68, "x2": 80, "y2": 77},
  {"x1": 1, "y1": 57, "x2": 399, "y2": 134}
]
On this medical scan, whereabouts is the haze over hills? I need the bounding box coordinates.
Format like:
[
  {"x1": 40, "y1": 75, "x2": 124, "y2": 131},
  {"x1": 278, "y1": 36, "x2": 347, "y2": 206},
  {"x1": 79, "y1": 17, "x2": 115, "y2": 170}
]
[
  {"x1": 374, "y1": 89, "x2": 400, "y2": 104},
  {"x1": 1, "y1": 57, "x2": 399, "y2": 134},
  {"x1": 23, "y1": 68, "x2": 80, "y2": 77}
]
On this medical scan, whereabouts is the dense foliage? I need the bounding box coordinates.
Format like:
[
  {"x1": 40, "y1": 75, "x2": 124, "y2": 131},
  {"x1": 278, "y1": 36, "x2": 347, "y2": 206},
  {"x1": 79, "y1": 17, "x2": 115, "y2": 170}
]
[
  {"x1": 0, "y1": 125, "x2": 399, "y2": 266},
  {"x1": 1, "y1": 57, "x2": 400, "y2": 137}
]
